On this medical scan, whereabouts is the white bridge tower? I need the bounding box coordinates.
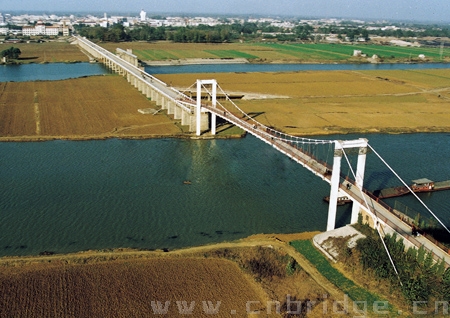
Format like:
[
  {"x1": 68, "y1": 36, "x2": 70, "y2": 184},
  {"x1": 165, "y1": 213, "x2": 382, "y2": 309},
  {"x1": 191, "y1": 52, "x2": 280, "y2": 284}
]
[
  {"x1": 196, "y1": 79, "x2": 217, "y2": 136},
  {"x1": 327, "y1": 138, "x2": 368, "y2": 231}
]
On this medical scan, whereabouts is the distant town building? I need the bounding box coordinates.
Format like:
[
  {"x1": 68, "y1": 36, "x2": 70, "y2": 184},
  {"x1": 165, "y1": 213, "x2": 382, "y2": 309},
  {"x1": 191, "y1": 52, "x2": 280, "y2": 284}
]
[
  {"x1": 99, "y1": 13, "x2": 108, "y2": 28},
  {"x1": 0, "y1": 13, "x2": 4, "y2": 24},
  {"x1": 22, "y1": 20, "x2": 59, "y2": 36},
  {"x1": 140, "y1": 10, "x2": 146, "y2": 22},
  {"x1": 61, "y1": 20, "x2": 70, "y2": 36}
]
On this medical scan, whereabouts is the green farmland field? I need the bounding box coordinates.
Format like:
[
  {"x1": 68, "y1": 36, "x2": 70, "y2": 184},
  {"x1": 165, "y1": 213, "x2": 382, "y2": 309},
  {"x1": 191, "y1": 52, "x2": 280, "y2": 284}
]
[{"x1": 105, "y1": 41, "x2": 449, "y2": 63}]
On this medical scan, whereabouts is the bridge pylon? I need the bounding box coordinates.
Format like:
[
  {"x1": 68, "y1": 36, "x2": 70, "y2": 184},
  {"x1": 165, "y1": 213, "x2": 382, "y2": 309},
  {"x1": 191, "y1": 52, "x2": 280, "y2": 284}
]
[
  {"x1": 196, "y1": 80, "x2": 217, "y2": 136},
  {"x1": 327, "y1": 138, "x2": 368, "y2": 231}
]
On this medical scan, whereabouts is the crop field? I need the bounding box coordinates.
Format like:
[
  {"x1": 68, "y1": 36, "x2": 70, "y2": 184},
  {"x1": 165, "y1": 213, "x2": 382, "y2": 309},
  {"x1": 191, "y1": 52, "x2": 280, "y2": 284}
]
[
  {"x1": 156, "y1": 69, "x2": 450, "y2": 136},
  {"x1": 0, "y1": 257, "x2": 269, "y2": 317},
  {"x1": 98, "y1": 41, "x2": 448, "y2": 63},
  {"x1": 259, "y1": 42, "x2": 446, "y2": 61},
  {"x1": 0, "y1": 41, "x2": 89, "y2": 63},
  {"x1": 2, "y1": 40, "x2": 447, "y2": 65},
  {"x1": 1, "y1": 67, "x2": 449, "y2": 139},
  {"x1": 0, "y1": 75, "x2": 181, "y2": 140}
]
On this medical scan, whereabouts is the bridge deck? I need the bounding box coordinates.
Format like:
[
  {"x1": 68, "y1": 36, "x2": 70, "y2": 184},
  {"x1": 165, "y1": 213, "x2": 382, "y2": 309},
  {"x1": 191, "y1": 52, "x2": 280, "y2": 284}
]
[{"x1": 204, "y1": 105, "x2": 450, "y2": 266}]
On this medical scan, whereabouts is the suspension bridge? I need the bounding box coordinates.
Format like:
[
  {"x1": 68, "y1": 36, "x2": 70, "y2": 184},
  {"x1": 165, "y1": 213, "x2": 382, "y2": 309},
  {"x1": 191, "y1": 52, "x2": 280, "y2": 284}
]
[{"x1": 75, "y1": 36, "x2": 450, "y2": 267}]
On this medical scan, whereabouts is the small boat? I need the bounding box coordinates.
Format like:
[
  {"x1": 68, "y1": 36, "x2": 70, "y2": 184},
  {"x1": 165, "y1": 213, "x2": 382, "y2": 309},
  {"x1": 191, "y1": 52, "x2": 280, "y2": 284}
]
[
  {"x1": 183, "y1": 180, "x2": 192, "y2": 185},
  {"x1": 323, "y1": 196, "x2": 352, "y2": 205}
]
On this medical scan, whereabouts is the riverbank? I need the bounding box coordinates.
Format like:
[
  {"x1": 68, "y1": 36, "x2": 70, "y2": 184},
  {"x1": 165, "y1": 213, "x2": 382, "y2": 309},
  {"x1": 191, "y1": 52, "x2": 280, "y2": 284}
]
[{"x1": 145, "y1": 57, "x2": 249, "y2": 66}]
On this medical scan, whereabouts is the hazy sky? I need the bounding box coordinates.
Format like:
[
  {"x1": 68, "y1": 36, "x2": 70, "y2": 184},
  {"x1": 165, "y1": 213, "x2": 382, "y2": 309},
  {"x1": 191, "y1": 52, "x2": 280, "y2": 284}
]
[{"x1": 4, "y1": 0, "x2": 450, "y2": 23}]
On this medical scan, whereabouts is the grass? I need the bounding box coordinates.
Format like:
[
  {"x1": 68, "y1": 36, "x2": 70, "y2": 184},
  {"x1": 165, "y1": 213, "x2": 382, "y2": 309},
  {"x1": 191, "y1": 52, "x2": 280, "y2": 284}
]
[
  {"x1": 289, "y1": 239, "x2": 397, "y2": 315},
  {"x1": 204, "y1": 50, "x2": 259, "y2": 59}
]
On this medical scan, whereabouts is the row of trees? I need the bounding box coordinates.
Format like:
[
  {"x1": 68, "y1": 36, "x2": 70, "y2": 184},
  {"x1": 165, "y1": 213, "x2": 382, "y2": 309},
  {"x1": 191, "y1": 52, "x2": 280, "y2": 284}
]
[
  {"x1": 352, "y1": 223, "x2": 450, "y2": 306},
  {"x1": 75, "y1": 20, "x2": 449, "y2": 44},
  {"x1": 75, "y1": 22, "x2": 314, "y2": 43}
]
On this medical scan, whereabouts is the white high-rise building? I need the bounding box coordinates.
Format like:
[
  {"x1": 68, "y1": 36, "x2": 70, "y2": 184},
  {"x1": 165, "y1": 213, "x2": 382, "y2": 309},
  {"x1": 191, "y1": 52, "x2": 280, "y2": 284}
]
[{"x1": 140, "y1": 10, "x2": 146, "y2": 22}]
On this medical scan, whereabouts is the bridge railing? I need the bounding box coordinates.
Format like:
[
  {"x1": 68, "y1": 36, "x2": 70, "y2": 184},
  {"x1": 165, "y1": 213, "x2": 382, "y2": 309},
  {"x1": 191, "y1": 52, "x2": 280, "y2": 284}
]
[{"x1": 357, "y1": 188, "x2": 450, "y2": 261}]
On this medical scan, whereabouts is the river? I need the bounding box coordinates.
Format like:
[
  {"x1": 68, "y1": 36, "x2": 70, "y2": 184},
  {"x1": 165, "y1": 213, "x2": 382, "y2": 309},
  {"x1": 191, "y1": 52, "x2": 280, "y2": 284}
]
[
  {"x1": 0, "y1": 63, "x2": 448, "y2": 257},
  {"x1": 0, "y1": 133, "x2": 448, "y2": 257}
]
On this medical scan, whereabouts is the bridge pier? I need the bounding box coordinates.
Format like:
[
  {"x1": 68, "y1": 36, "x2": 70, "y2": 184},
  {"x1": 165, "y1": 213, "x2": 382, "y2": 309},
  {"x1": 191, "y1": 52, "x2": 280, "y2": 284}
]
[
  {"x1": 173, "y1": 101, "x2": 181, "y2": 120},
  {"x1": 181, "y1": 110, "x2": 190, "y2": 127},
  {"x1": 327, "y1": 138, "x2": 368, "y2": 231},
  {"x1": 167, "y1": 99, "x2": 175, "y2": 115}
]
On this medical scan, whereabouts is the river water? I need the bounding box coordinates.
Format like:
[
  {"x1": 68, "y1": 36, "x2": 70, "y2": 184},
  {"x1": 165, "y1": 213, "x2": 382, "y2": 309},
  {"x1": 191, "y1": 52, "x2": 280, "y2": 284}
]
[
  {"x1": 0, "y1": 62, "x2": 110, "y2": 82},
  {"x1": 0, "y1": 134, "x2": 448, "y2": 257},
  {"x1": 145, "y1": 62, "x2": 450, "y2": 74},
  {"x1": 0, "y1": 63, "x2": 448, "y2": 256}
]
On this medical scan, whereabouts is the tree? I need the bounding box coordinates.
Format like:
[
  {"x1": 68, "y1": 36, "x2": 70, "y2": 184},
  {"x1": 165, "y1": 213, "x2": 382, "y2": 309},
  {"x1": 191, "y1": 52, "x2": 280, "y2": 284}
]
[{"x1": 1, "y1": 47, "x2": 21, "y2": 60}]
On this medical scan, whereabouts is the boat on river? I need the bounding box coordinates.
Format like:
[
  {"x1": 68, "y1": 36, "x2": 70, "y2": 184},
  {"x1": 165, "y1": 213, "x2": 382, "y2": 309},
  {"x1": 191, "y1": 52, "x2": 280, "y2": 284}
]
[
  {"x1": 374, "y1": 178, "x2": 450, "y2": 199},
  {"x1": 323, "y1": 196, "x2": 352, "y2": 205}
]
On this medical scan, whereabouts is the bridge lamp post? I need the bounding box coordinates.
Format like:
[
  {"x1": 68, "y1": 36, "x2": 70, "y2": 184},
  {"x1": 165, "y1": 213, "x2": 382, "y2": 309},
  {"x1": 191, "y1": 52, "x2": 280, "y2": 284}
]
[{"x1": 327, "y1": 138, "x2": 368, "y2": 231}]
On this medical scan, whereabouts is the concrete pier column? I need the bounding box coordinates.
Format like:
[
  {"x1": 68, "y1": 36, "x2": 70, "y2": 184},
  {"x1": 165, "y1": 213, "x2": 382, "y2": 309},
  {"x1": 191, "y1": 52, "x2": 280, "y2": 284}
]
[
  {"x1": 174, "y1": 102, "x2": 181, "y2": 120},
  {"x1": 156, "y1": 92, "x2": 162, "y2": 106},
  {"x1": 181, "y1": 110, "x2": 190, "y2": 127},
  {"x1": 126, "y1": 72, "x2": 131, "y2": 83},
  {"x1": 151, "y1": 89, "x2": 157, "y2": 103},
  {"x1": 146, "y1": 86, "x2": 152, "y2": 98},
  {"x1": 167, "y1": 99, "x2": 174, "y2": 115},
  {"x1": 327, "y1": 141, "x2": 343, "y2": 231}
]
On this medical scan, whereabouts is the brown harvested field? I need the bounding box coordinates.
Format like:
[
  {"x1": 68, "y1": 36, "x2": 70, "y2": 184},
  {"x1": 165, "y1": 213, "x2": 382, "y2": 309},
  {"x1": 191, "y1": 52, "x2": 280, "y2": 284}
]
[
  {"x1": 0, "y1": 75, "x2": 182, "y2": 140},
  {"x1": 1, "y1": 68, "x2": 450, "y2": 140},
  {"x1": 156, "y1": 69, "x2": 450, "y2": 135},
  {"x1": 0, "y1": 257, "x2": 269, "y2": 317},
  {"x1": 0, "y1": 40, "x2": 89, "y2": 63},
  {"x1": 0, "y1": 234, "x2": 336, "y2": 318}
]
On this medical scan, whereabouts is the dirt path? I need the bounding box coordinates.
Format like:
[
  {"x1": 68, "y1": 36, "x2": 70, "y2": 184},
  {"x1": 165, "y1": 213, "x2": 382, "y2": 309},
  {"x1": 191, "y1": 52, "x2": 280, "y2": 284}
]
[{"x1": 33, "y1": 91, "x2": 41, "y2": 135}]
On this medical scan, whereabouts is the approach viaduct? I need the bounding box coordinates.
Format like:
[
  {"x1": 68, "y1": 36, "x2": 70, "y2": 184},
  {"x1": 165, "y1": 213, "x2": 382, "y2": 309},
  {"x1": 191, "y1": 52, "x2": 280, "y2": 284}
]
[{"x1": 75, "y1": 35, "x2": 209, "y2": 133}]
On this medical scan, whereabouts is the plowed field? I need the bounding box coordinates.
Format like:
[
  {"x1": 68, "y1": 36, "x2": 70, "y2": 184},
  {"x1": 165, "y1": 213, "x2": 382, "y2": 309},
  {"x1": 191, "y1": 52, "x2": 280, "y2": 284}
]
[{"x1": 0, "y1": 257, "x2": 269, "y2": 317}]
